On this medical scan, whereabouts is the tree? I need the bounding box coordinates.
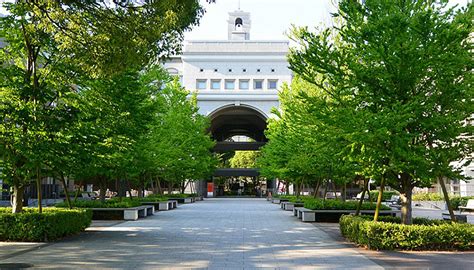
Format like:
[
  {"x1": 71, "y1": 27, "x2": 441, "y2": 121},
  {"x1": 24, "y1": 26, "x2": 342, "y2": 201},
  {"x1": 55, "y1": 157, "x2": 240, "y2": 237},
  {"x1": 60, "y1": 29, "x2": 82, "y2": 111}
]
[
  {"x1": 289, "y1": 0, "x2": 473, "y2": 224},
  {"x1": 145, "y1": 80, "x2": 216, "y2": 194},
  {"x1": 0, "y1": 0, "x2": 204, "y2": 212}
]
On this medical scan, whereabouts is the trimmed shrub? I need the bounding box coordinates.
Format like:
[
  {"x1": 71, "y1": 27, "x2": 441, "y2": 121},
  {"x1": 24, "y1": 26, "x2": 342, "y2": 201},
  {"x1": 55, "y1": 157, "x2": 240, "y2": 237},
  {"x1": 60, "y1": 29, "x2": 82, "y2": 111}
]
[
  {"x1": 166, "y1": 194, "x2": 192, "y2": 198},
  {"x1": 339, "y1": 215, "x2": 474, "y2": 250},
  {"x1": 0, "y1": 208, "x2": 92, "y2": 242},
  {"x1": 56, "y1": 198, "x2": 141, "y2": 208},
  {"x1": 304, "y1": 198, "x2": 391, "y2": 210},
  {"x1": 412, "y1": 193, "x2": 444, "y2": 201}
]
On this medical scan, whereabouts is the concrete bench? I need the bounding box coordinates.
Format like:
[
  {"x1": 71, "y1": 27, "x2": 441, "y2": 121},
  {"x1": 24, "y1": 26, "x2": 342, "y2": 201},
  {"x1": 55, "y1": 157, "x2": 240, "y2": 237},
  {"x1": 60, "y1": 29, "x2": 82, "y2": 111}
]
[
  {"x1": 142, "y1": 200, "x2": 176, "y2": 211},
  {"x1": 281, "y1": 201, "x2": 304, "y2": 211},
  {"x1": 459, "y1": 199, "x2": 474, "y2": 213},
  {"x1": 168, "y1": 197, "x2": 193, "y2": 204},
  {"x1": 294, "y1": 208, "x2": 399, "y2": 222},
  {"x1": 91, "y1": 205, "x2": 154, "y2": 221},
  {"x1": 272, "y1": 198, "x2": 289, "y2": 204},
  {"x1": 442, "y1": 213, "x2": 467, "y2": 222}
]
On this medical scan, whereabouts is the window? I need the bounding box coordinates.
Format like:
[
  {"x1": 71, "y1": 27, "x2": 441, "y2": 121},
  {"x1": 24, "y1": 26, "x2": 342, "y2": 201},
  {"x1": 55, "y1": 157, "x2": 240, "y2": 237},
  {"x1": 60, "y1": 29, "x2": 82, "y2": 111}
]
[
  {"x1": 271, "y1": 68, "x2": 275, "y2": 73},
  {"x1": 211, "y1": 80, "x2": 221, "y2": 90},
  {"x1": 256, "y1": 69, "x2": 261, "y2": 73},
  {"x1": 242, "y1": 68, "x2": 247, "y2": 73},
  {"x1": 214, "y1": 68, "x2": 218, "y2": 72},
  {"x1": 228, "y1": 69, "x2": 233, "y2": 72},
  {"x1": 199, "y1": 68, "x2": 204, "y2": 72},
  {"x1": 254, "y1": 80, "x2": 263, "y2": 90},
  {"x1": 239, "y1": 80, "x2": 249, "y2": 90},
  {"x1": 268, "y1": 80, "x2": 278, "y2": 89},
  {"x1": 196, "y1": 79, "x2": 207, "y2": 90},
  {"x1": 225, "y1": 80, "x2": 235, "y2": 90}
]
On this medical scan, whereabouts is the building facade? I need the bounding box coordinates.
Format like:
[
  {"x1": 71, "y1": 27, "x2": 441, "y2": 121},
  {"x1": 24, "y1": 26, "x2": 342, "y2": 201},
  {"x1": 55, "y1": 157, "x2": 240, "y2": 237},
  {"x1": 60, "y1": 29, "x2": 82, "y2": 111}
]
[{"x1": 163, "y1": 8, "x2": 291, "y2": 119}]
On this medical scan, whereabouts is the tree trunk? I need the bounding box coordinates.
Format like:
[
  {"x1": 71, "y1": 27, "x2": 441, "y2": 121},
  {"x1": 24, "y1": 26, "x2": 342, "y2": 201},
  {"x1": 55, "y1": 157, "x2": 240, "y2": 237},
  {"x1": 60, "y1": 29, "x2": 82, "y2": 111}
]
[
  {"x1": 355, "y1": 178, "x2": 368, "y2": 216},
  {"x1": 439, "y1": 176, "x2": 456, "y2": 222},
  {"x1": 11, "y1": 185, "x2": 25, "y2": 213},
  {"x1": 313, "y1": 180, "x2": 321, "y2": 198},
  {"x1": 60, "y1": 173, "x2": 72, "y2": 209},
  {"x1": 373, "y1": 176, "x2": 385, "y2": 222},
  {"x1": 168, "y1": 182, "x2": 173, "y2": 195},
  {"x1": 99, "y1": 177, "x2": 106, "y2": 203},
  {"x1": 400, "y1": 174, "x2": 413, "y2": 225},
  {"x1": 36, "y1": 166, "x2": 42, "y2": 213},
  {"x1": 156, "y1": 178, "x2": 163, "y2": 195},
  {"x1": 322, "y1": 180, "x2": 329, "y2": 201},
  {"x1": 342, "y1": 183, "x2": 347, "y2": 202},
  {"x1": 285, "y1": 182, "x2": 289, "y2": 195}
]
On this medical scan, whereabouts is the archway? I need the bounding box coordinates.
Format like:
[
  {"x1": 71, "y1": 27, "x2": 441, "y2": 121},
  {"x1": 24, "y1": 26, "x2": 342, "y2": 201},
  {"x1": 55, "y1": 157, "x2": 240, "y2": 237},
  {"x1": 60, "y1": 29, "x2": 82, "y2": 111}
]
[{"x1": 207, "y1": 105, "x2": 271, "y2": 197}]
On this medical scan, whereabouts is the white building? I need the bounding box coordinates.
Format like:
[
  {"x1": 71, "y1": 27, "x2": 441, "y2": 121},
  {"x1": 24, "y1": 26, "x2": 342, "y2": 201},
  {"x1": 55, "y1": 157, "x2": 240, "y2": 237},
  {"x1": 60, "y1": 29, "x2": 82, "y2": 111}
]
[{"x1": 163, "y1": 8, "x2": 291, "y2": 120}]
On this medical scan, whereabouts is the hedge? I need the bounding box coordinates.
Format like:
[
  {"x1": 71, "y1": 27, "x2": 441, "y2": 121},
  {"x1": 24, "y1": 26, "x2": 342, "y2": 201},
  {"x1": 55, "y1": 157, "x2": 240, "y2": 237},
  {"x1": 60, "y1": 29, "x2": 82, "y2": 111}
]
[
  {"x1": 304, "y1": 198, "x2": 391, "y2": 210},
  {"x1": 0, "y1": 208, "x2": 92, "y2": 242},
  {"x1": 412, "y1": 193, "x2": 444, "y2": 201},
  {"x1": 56, "y1": 198, "x2": 141, "y2": 208},
  {"x1": 339, "y1": 215, "x2": 474, "y2": 250}
]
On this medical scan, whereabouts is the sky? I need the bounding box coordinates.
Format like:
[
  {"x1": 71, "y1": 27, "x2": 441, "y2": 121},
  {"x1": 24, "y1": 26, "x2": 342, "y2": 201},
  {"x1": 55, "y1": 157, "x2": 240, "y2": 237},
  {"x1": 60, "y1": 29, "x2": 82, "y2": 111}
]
[
  {"x1": 184, "y1": 0, "x2": 338, "y2": 41},
  {"x1": 185, "y1": 0, "x2": 470, "y2": 42}
]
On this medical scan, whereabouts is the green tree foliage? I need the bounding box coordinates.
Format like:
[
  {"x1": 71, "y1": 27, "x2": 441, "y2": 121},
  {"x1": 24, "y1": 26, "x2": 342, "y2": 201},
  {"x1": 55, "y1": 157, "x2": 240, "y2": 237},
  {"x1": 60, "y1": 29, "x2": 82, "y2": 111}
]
[
  {"x1": 230, "y1": 151, "x2": 260, "y2": 168},
  {"x1": 286, "y1": 0, "x2": 473, "y2": 224},
  {"x1": 142, "y1": 80, "x2": 217, "y2": 194},
  {"x1": 0, "y1": 1, "x2": 204, "y2": 212}
]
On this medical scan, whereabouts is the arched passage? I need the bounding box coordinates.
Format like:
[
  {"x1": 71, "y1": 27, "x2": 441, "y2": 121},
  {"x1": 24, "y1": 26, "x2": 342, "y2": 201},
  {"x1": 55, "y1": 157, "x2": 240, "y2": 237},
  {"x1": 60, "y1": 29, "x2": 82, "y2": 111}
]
[
  {"x1": 208, "y1": 105, "x2": 271, "y2": 197},
  {"x1": 209, "y1": 105, "x2": 268, "y2": 143}
]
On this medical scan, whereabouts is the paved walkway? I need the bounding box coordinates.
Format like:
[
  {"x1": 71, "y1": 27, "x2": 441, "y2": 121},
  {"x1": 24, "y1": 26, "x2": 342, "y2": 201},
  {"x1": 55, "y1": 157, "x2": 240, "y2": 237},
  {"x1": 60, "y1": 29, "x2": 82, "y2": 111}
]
[{"x1": 1, "y1": 198, "x2": 382, "y2": 269}]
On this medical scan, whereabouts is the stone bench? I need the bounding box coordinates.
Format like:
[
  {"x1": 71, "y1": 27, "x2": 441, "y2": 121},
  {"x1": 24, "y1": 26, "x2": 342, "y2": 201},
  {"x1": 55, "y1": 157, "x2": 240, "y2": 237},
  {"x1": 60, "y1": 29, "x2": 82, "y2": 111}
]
[
  {"x1": 141, "y1": 200, "x2": 177, "y2": 211},
  {"x1": 168, "y1": 197, "x2": 193, "y2": 204},
  {"x1": 91, "y1": 205, "x2": 154, "y2": 221},
  {"x1": 272, "y1": 198, "x2": 289, "y2": 204},
  {"x1": 281, "y1": 201, "x2": 304, "y2": 211},
  {"x1": 294, "y1": 208, "x2": 399, "y2": 222},
  {"x1": 442, "y1": 213, "x2": 467, "y2": 223},
  {"x1": 459, "y1": 199, "x2": 474, "y2": 213}
]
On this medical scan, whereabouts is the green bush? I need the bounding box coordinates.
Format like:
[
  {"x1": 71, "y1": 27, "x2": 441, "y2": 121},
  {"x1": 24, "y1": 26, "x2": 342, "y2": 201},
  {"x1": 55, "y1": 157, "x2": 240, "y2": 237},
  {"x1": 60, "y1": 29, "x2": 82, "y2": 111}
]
[
  {"x1": 368, "y1": 190, "x2": 399, "y2": 202},
  {"x1": 165, "y1": 194, "x2": 191, "y2": 198},
  {"x1": 0, "y1": 207, "x2": 92, "y2": 242},
  {"x1": 412, "y1": 193, "x2": 444, "y2": 201},
  {"x1": 304, "y1": 198, "x2": 391, "y2": 210},
  {"x1": 56, "y1": 198, "x2": 141, "y2": 208},
  {"x1": 339, "y1": 215, "x2": 474, "y2": 250}
]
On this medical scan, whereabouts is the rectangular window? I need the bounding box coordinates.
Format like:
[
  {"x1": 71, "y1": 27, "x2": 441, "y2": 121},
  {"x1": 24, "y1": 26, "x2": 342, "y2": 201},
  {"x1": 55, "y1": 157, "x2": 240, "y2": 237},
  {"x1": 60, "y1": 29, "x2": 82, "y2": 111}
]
[
  {"x1": 268, "y1": 80, "x2": 278, "y2": 89},
  {"x1": 225, "y1": 80, "x2": 235, "y2": 90},
  {"x1": 239, "y1": 80, "x2": 249, "y2": 90},
  {"x1": 196, "y1": 79, "x2": 207, "y2": 90},
  {"x1": 254, "y1": 79, "x2": 263, "y2": 90},
  {"x1": 211, "y1": 80, "x2": 221, "y2": 90}
]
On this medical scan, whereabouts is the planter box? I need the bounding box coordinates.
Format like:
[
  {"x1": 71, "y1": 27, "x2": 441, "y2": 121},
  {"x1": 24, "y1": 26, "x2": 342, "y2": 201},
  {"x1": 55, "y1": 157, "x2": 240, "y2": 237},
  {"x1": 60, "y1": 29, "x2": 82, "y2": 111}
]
[{"x1": 294, "y1": 208, "x2": 399, "y2": 223}]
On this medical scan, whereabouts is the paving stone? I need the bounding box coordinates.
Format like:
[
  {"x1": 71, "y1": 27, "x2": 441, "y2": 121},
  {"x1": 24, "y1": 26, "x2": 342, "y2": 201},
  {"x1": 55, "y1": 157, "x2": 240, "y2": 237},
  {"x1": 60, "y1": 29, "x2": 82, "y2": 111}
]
[{"x1": 1, "y1": 198, "x2": 382, "y2": 269}]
